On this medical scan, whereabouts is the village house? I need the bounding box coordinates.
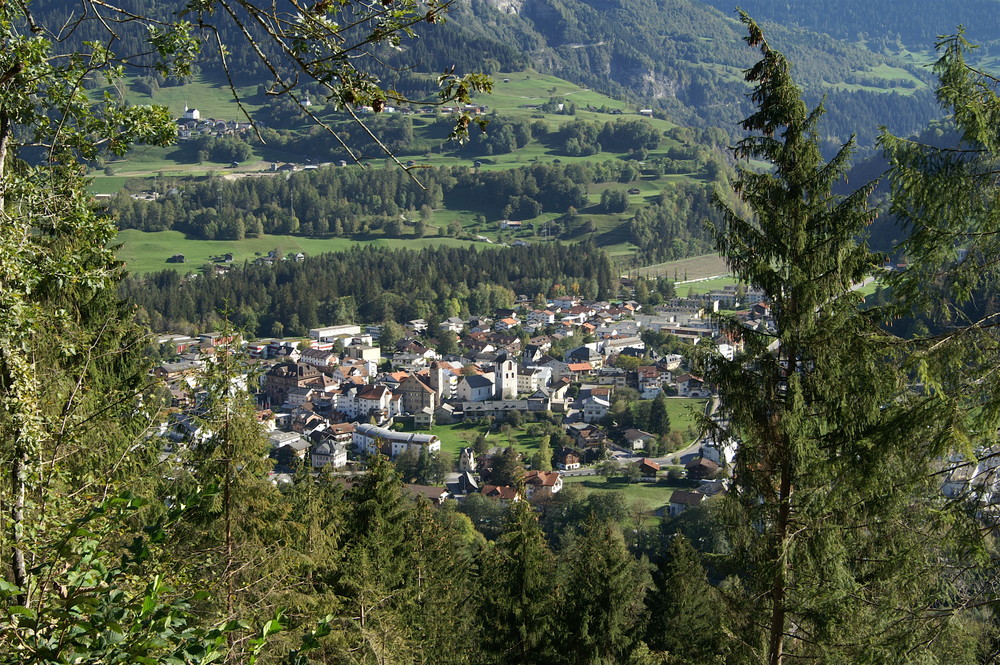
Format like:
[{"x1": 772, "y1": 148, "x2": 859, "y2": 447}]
[
  {"x1": 686, "y1": 456, "x2": 720, "y2": 480},
  {"x1": 457, "y1": 373, "x2": 495, "y2": 402},
  {"x1": 299, "y1": 347, "x2": 340, "y2": 369},
  {"x1": 668, "y1": 489, "x2": 706, "y2": 517},
  {"x1": 639, "y1": 458, "x2": 661, "y2": 482},
  {"x1": 524, "y1": 470, "x2": 563, "y2": 499},
  {"x1": 459, "y1": 447, "x2": 477, "y2": 473},
  {"x1": 481, "y1": 484, "x2": 521, "y2": 502},
  {"x1": 637, "y1": 365, "x2": 665, "y2": 398},
  {"x1": 565, "y1": 362, "x2": 594, "y2": 382},
  {"x1": 309, "y1": 437, "x2": 349, "y2": 469},
  {"x1": 582, "y1": 396, "x2": 611, "y2": 423},
  {"x1": 675, "y1": 373, "x2": 710, "y2": 398},
  {"x1": 622, "y1": 428, "x2": 656, "y2": 451},
  {"x1": 518, "y1": 366, "x2": 552, "y2": 393},
  {"x1": 398, "y1": 374, "x2": 437, "y2": 414},
  {"x1": 554, "y1": 447, "x2": 581, "y2": 471},
  {"x1": 403, "y1": 484, "x2": 450, "y2": 505},
  {"x1": 264, "y1": 362, "x2": 335, "y2": 406}
]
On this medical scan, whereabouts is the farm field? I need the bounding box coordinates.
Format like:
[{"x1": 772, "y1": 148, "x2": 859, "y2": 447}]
[{"x1": 630, "y1": 253, "x2": 731, "y2": 281}]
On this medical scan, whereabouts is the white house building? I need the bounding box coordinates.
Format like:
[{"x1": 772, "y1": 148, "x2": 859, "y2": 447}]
[{"x1": 352, "y1": 423, "x2": 441, "y2": 458}]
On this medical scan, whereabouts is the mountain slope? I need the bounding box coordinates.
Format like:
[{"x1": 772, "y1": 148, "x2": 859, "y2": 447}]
[{"x1": 419, "y1": 0, "x2": 943, "y2": 148}]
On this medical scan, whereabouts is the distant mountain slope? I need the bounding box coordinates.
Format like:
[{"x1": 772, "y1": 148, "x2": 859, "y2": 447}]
[
  {"x1": 422, "y1": 0, "x2": 943, "y2": 149},
  {"x1": 29, "y1": 0, "x2": 947, "y2": 149},
  {"x1": 697, "y1": 0, "x2": 1000, "y2": 50}
]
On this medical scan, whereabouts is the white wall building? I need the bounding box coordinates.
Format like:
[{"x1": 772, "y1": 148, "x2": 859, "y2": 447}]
[
  {"x1": 309, "y1": 324, "x2": 362, "y2": 340},
  {"x1": 352, "y1": 423, "x2": 440, "y2": 458}
]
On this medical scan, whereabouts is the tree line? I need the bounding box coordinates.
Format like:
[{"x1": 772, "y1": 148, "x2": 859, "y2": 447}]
[{"x1": 121, "y1": 242, "x2": 615, "y2": 335}]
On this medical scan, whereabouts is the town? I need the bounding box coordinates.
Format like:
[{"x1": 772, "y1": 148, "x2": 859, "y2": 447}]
[{"x1": 152, "y1": 284, "x2": 763, "y2": 516}]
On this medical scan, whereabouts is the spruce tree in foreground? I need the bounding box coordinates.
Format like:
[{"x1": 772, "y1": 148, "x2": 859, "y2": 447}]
[
  {"x1": 708, "y1": 13, "x2": 972, "y2": 665},
  {"x1": 477, "y1": 500, "x2": 556, "y2": 665}
]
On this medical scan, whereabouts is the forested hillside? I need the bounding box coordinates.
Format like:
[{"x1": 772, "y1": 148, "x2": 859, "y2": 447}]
[
  {"x1": 31, "y1": 0, "x2": 946, "y2": 151},
  {"x1": 699, "y1": 0, "x2": 1000, "y2": 49}
]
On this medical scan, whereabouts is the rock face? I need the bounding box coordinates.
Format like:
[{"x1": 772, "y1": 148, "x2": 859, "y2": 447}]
[{"x1": 485, "y1": 0, "x2": 525, "y2": 14}]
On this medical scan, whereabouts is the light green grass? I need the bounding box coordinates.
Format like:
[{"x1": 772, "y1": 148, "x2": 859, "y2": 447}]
[
  {"x1": 115, "y1": 229, "x2": 489, "y2": 274},
  {"x1": 88, "y1": 176, "x2": 131, "y2": 194},
  {"x1": 664, "y1": 398, "x2": 709, "y2": 439},
  {"x1": 630, "y1": 253, "x2": 730, "y2": 281},
  {"x1": 865, "y1": 63, "x2": 925, "y2": 85},
  {"x1": 854, "y1": 276, "x2": 885, "y2": 297},
  {"x1": 111, "y1": 74, "x2": 264, "y2": 120},
  {"x1": 482, "y1": 69, "x2": 677, "y2": 133},
  {"x1": 678, "y1": 276, "x2": 740, "y2": 295},
  {"x1": 562, "y1": 475, "x2": 686, "y2": 518}
]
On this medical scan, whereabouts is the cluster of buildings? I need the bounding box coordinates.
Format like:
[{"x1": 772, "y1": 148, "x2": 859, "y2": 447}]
[
  {"x1": 153, "y1": 289, "x2": 773, "y2": 508},
  {"x1": 176, "y1": 107, "x2": 254, "y2": 140}
]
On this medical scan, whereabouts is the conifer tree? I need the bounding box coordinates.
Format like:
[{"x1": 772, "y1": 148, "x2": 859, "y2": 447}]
[
  {"x1": 648, "y1": 392, "x2": 671, "y2": 436},
  {"x1": 406, "y1": 501, "x2": 479, "y2": 665},
  {"x1": 170, "y1": 342, "x2": 292, "y2": 662},
  {"x1": 338, "y1": 455, "x2": 417, "y2": 663},
  {"x1": 646, "y1": 534, "x2": 724, "y2": 664},
  {"x1": 557, "y1": 519, "x2": 649, "y2": 665},
  {"x1": 708, "y1": 14, "x2": 967, "y2": 665},
  {"x1": 531, "y1": 435, "x2": 554, "y2": 471},
  {"x1": 477, "y1": 500, "x2": 556, "y2": 665},
  {"x1": 880, "y1": 31, "x2": 1000, "y2": 443}
]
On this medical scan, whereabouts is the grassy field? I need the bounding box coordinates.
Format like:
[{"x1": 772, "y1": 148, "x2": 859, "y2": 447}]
[
  {"x1": 562, "y1": 475, "x2": 689, "y2": 518},
  {"x1": 663, "y1": 398, "x2": 710, "y2": 440},
  {"x1": 678, "y1": 276, "x2": 740, "y2": 295},
  {"x1": 397, "y1": 422, "x2": 548, "y2": 461},
  {"x1": 629, "y1": 253, "x2": 730, "y2": 281},
  {"x1": 107, "y1": 75, "x2": 265, "y2": 121},
  {"x1": 115, "y1": 229, "x2": 490, "y2": 274}
]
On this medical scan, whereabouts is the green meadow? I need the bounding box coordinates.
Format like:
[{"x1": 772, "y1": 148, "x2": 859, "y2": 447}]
[{"x1": 115, "y1": 229, "x2": 489, "y2": 275}]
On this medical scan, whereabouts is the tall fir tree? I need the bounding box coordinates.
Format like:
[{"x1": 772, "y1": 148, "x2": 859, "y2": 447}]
[
  {"x1": 337, "y1": 454, "x2": 417, "y2": 664},
  {"x1": 556, "y1": 519, "x2": 650, "y2": 665},
  {"x1": 708, "y1": 14, "x2": 971, "y2": 665},
  {"x1": 646, "y1": 534, "x2": 725, "y2": 664},
  {"x1": 169, "y1": 341, "x2": 292, "y2": 663},
  {"x1": 477, "y1": 500, "x2": 556, "y2": 665}
]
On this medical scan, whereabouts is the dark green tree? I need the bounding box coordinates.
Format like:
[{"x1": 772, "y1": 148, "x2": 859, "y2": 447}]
[
  {"x1": 170, "y1": 343, "x2": 292, "y2": 661},
  {"x1": 708, "y1": 14, "x2": 967, "y2": 665},
  {"x1": 405, "y1": 501, "x2": 479, "y2": 664},
  {"x1": 477, "y1": 501, "x2": 556, "y2": 664},
  {"x1": 557, "y1": 519, "x2": 649, "y2": 664},
  {"x1": 436, "y1": 330, "x2": 459, "y2": 356},
  {"x1": 483, "y1": 446, "x2": 524, "y2": 487},
  {"x1": 648, "y1": 392, "x2": 671, "y2": 436},
  {"x1": 646, "y1": 534, "x2": 725, "y2": 663},
  {"x1": 339, "y1": 455, "x2": 416, "y2": 661}
]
